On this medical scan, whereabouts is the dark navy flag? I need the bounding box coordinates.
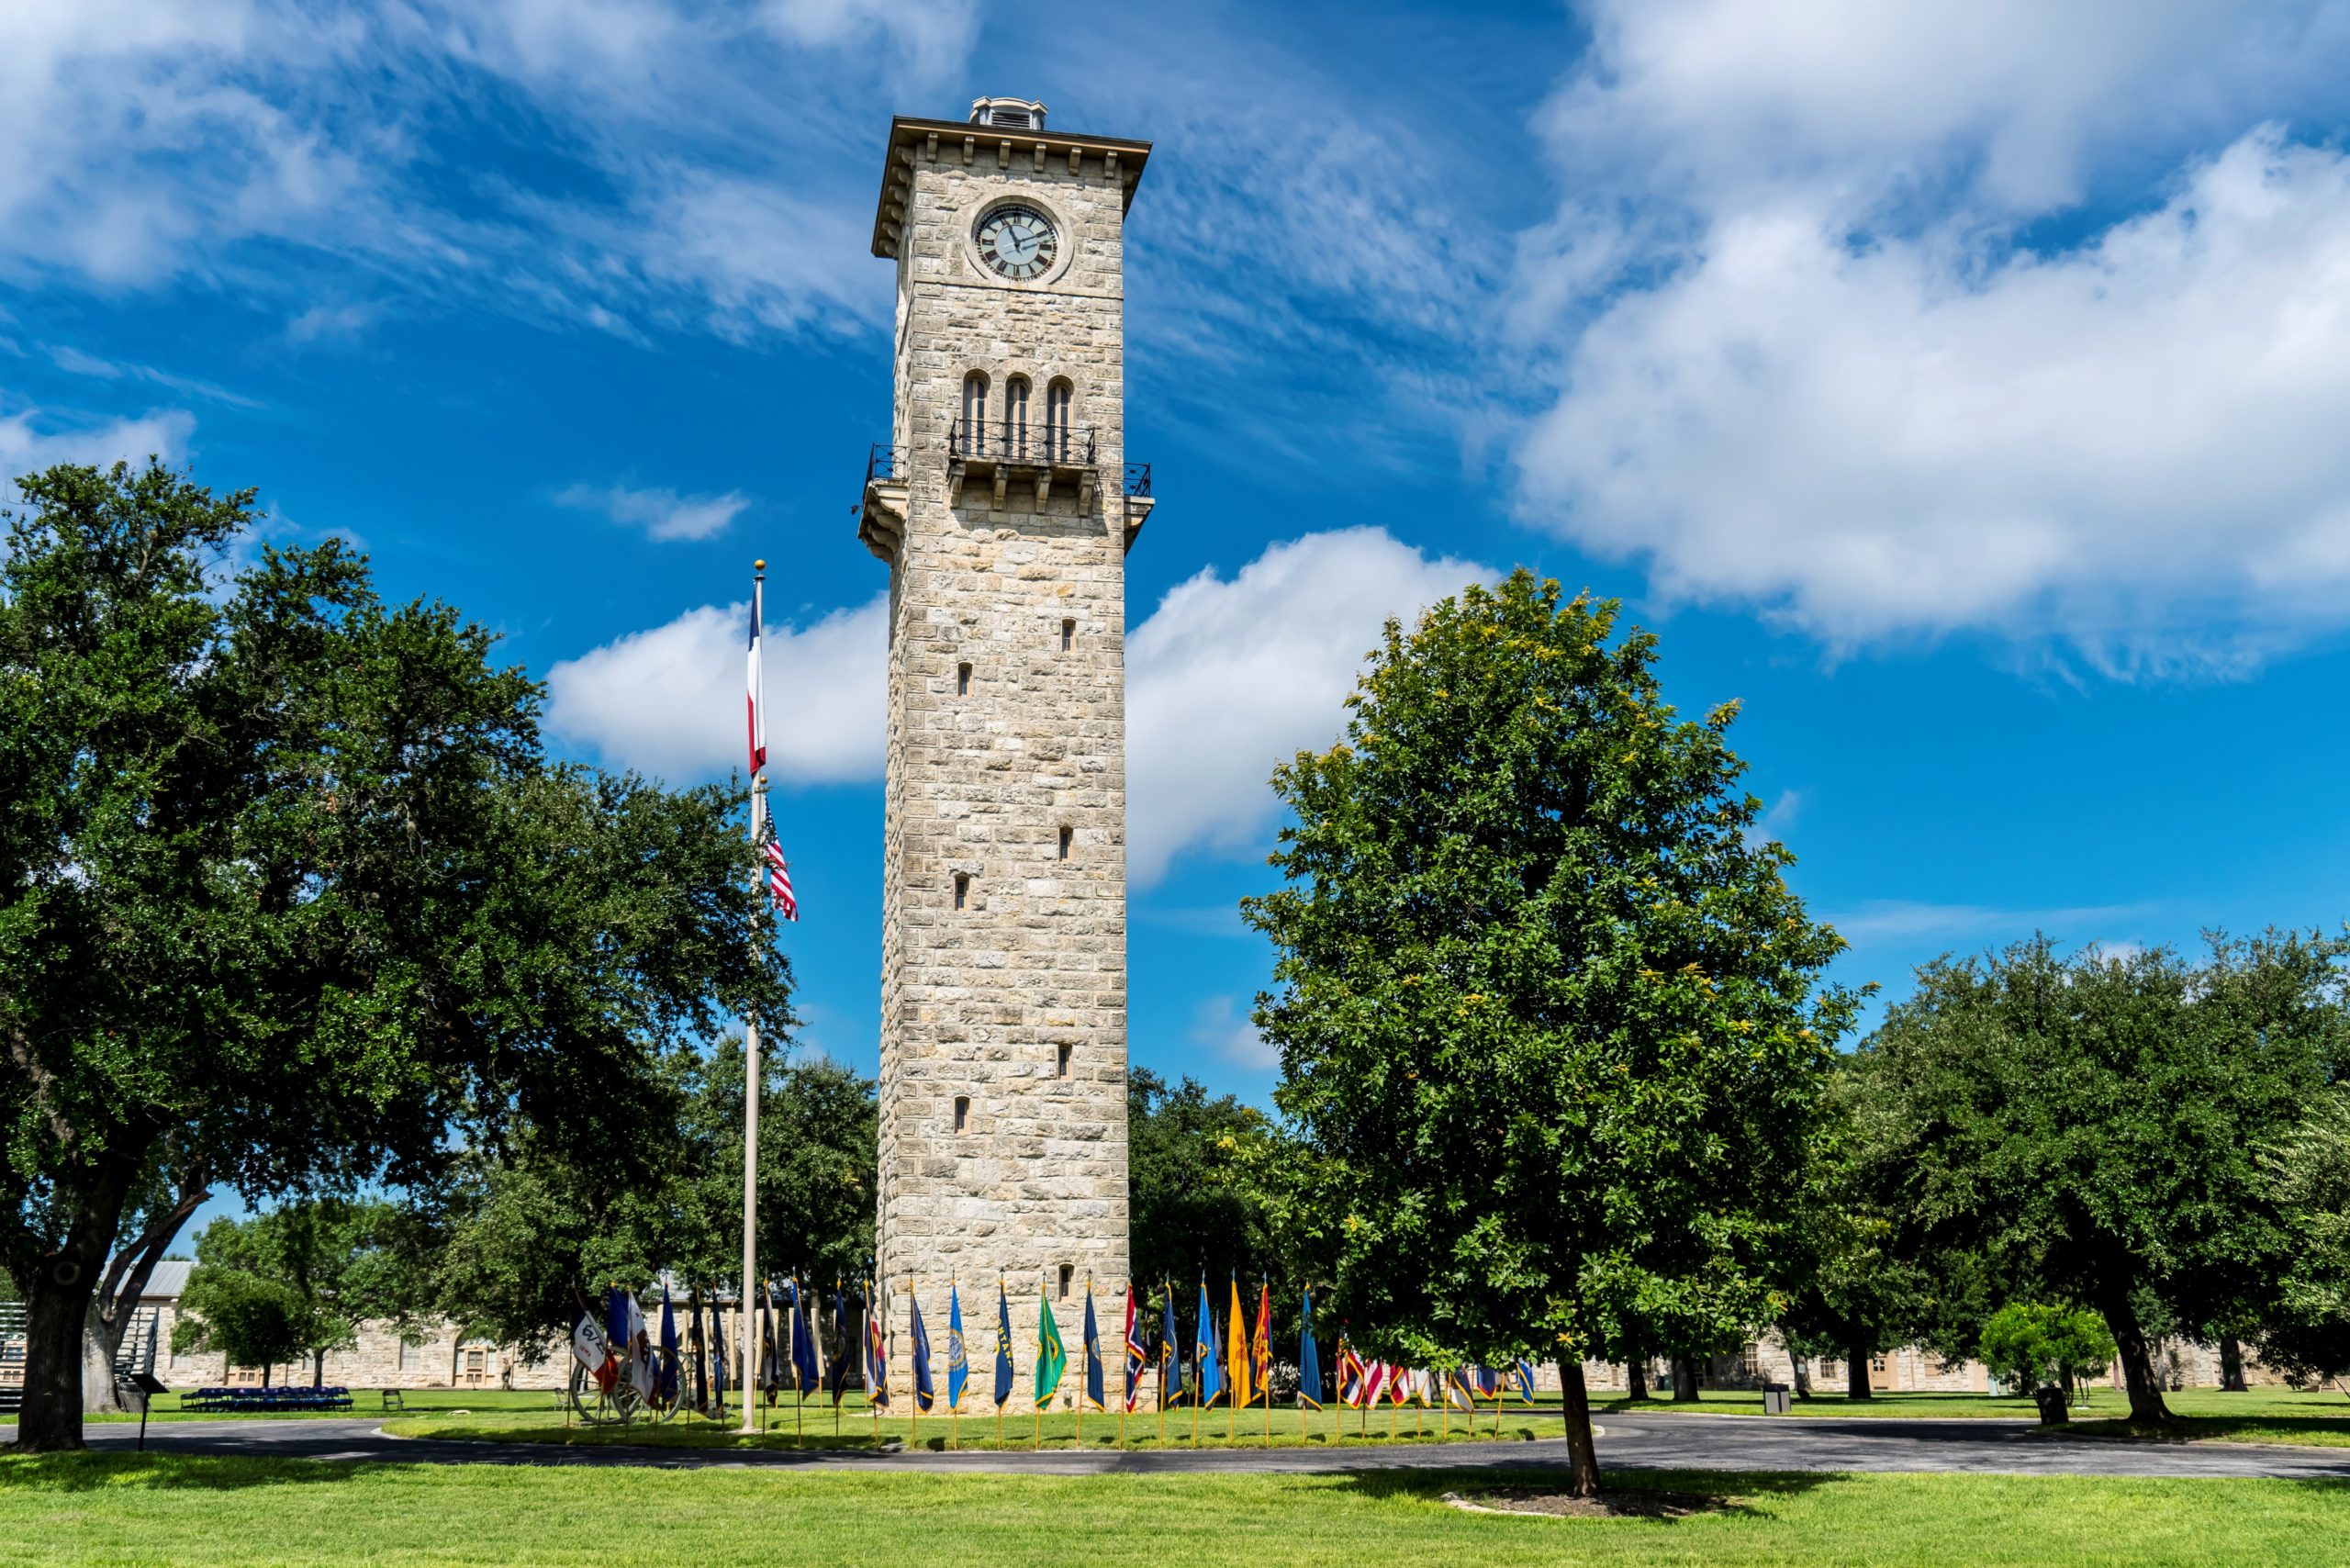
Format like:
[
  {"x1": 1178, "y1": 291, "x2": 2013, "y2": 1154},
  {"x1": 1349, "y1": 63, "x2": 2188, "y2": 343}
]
[
  {"x1": 711, "y1": 1297, "x2": 728, "y2": 1403},
  {"x1": 830, "y1": 1281, "x2": 856, "y2": 1406},
  {"x1": 992, "y1": 1278, "x2": 1015, "y2": 1408},
  {"x1": 789, "y1": 1279, "x2": 820, "y2": 1394},
  {"x1": 657, "y1": 1285, "x2": 679, "y2": 1401},
  {"x1": 1297, "y1": 1288, "x2": 1323, "y2": 1410},
  {"x1": 1081, "y1": 1281, "x2": 1105, "y2": 1412},
  {"x1": 1162, "y1": 1281, "x2": 1185, "y2": 1406},
  {"x1": 910, "y1": 1287, "x2": 936, "y2": 1414}
]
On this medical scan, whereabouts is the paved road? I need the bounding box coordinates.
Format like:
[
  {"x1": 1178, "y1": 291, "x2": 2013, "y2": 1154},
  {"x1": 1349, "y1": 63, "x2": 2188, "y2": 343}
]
[{"x1": 50, "y1": 1414, "x2": 2350, "y2": 1482}]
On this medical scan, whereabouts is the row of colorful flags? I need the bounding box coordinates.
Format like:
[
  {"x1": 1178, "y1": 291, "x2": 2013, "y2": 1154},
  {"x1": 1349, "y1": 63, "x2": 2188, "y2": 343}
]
[{"x1": 572, "y1": 1275, "x2": 1542, "y2": 1417}]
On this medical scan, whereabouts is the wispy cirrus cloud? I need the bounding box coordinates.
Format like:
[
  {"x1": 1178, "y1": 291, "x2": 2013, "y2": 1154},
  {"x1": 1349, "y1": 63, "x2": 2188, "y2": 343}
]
[{"x1": 0, "y1": 402, "x2": 196, "y2": 477}]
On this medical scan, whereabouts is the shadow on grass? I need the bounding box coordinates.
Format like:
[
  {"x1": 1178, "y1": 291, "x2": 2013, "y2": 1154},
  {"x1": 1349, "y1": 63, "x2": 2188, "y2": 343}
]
[
  {"x1": 2052, "y1": 1414, "x2": 2350, "y2": 1447},
  {"x1": 1329, "y1": 1466, "x2": 1832, "y2": 1523},
  {"x1": 0, "y1": 1451, "x2": 366, "y2": 1494}
]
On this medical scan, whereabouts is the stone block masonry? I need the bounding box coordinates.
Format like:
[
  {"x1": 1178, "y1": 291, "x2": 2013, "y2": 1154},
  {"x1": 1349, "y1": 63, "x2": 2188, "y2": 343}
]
[{"x1": 863, "y1": 108, "x2": 1152, "y2": 1410}]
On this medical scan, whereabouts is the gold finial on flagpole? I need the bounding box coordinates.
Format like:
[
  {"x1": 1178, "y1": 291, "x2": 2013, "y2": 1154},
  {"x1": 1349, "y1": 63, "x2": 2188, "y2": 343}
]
[{"x1": 755, "y1": 558, "x2": 767, "y2": 571}]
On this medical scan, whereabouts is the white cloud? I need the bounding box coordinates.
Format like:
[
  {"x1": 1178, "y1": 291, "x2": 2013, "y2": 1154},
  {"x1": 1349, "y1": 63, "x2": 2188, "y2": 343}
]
[
  {"x1": 285, "y1": 302, "x2": 380, "y2": 344},
  {"x1": 541, "y1": 527, "x2": 1489, "y2": 879},
  {"x1": 1187, "y1": 994, "x2": 1275, "y2": 1071},
  {"x1": 554, "y1": 481, "x2": 750, "y2": 543},
  {"x1": 1518, "y1": 129, "x2": 2350, "y2": 671},
  {"x1": 543, "y1": 595, "x2": 885, "y2": 783},
  {"x1": 1126, "y1": 527, "x2": 1487, "y2": 884},
  {"x1": 0, "y1": 405, "x2": 196, "y2": 476},
  {"x1": 1544, "y1": 0, "x2": 2350, "y2": 222},
  {"x1": 1824, "y1": 900, "x2": 2162, "y2": 946}
]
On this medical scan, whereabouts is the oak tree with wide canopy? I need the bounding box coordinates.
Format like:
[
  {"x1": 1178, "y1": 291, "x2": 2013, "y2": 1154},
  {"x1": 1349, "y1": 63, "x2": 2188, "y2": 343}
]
[
  {"x1": 1246, "y1": 572, "x2": 1857, "y2": 1495},
  {"x1": 0, "y1": 462, "x2": 791, "y2": 1450},
  {"x1": 1850, "y1": 931, "x2": 2350, "y2": 1425}
]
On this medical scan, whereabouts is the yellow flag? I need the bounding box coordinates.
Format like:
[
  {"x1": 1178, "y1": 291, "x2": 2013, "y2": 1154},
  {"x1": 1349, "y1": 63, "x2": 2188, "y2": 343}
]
[{"x1": 1226, "y1": 1277, "x2": 1250, "y2": 1408}]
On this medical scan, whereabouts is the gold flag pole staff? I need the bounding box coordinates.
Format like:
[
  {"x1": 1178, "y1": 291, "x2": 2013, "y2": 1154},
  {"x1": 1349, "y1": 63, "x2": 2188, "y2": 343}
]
[
  {"x1": 1076, "y1": 1273, "x2": 1087, "y2": 1450},
  {"x1": 1032, "y1": 1270, "x2": 1045, "y2": 1452},
  {"x1": 948, "y1": 1275, "x2": 959, "y2": 1451},
  {"x1": 907, "y1": 1276, "x2": 919, "y2": 1452},
  {"x1": 995, "y1": 1276, "x2": 1006, "y2": 1451},
  {"x1": 868, "y1": 1275, "x2": 881, "y2": 1444},
  {"x1": 833, "y1": 1278, "x2": 843, "y2": 1437},
  {"x1": 1260, "y1": 1278, "x2": 1271, "y2": 1450},
  {"x1": 792, "y1": 1279, "x2": 803, "y2": 1447}
]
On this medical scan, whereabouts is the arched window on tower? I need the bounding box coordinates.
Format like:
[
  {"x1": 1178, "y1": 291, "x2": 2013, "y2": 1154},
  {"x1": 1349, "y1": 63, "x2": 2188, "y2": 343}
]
[
  {"x1": 1044, "y1": 378, "x2": 1073, "y2": 463},
  {"x1": 961, "y1": 371, "x2": 990, "y2": 455},
  {"x1": 1004, "y1": 375, "x2": 1031, "y2": 459}
]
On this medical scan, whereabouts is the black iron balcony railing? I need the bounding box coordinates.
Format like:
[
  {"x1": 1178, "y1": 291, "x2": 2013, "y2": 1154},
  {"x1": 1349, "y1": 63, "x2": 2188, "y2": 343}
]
[
  {"x1": 865, "y1": 442, "x2": 901, "y2": 487},
  {"x1": 949, "y1": 420, "x2": 1096, "y2": 466},
  {"x1": 1124, "y1": 463, "x2": 1151, "y2": 498}
]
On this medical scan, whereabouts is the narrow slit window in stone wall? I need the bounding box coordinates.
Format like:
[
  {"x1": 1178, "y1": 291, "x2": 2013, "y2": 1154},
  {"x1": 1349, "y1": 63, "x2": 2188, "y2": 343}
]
[
  {"x1": 1005, "y1": 375, "x2": 1030, "y2": 456},
  {"x1": 1058, "y1": 825, "x2": 1071, "y2": 860},
  {"x1": 1044, "y1": 377, "x2": 1073, "y2": 462},
  {"x1": 1058, "y1": 1264, "x2": 1073, "y2": 1299},
  {"x1": 957, "y1": 661, "x2": 971, "y2": 696},
  {"x1": 954, "y1": 1096, "x2": 969, "y2": 1133},
  {"x1": 954, "y1": 873, "x2": 969, "y2": 910},
  {"x1": 1057, "y1": 1042, "x2": 1072, "y2": 1078},
  {"x1": 1060, "y1": 618, "x2": 1074, "y2": 651},
  {"x1": 961, "y1": 371, "x2": 990, "y2": 454}
]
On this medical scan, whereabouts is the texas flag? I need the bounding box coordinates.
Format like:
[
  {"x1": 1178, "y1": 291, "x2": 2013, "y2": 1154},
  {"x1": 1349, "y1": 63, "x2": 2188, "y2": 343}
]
[{"x1": 745, "y1": 576, "x2": 766, "y2": 777}]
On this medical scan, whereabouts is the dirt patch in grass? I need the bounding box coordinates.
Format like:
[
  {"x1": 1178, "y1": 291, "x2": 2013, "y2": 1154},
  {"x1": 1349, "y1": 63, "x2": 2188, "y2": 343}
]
[{"x1": 1440, "y1": 1484, "x2": 1738, "y2": 1519}]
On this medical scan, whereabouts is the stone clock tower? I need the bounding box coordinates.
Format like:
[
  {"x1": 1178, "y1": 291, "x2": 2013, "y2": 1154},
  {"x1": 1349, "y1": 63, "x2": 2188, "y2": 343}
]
[{"x1": 858, "y1": 97, "x2": 1154, "y2": 1406}]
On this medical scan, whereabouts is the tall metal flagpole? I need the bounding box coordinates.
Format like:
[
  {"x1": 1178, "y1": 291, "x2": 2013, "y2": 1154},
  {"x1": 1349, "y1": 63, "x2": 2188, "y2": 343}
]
[{"x1": 737, "y1": 559, "x2": 767, "y2": 1437}]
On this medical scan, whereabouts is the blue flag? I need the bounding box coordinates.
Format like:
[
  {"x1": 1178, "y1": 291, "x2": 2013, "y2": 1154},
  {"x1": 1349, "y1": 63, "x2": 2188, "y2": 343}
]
[
  {"x1": 1194, "y1": 1279, "x2": 1223, "y2": 1408},
  {"x1": 1513, "y1": 1359, "x2": 1538, "y2": 1404},
  {"x1": 992, "y1": 1279, "x2": 1015, "y2": 1408},
  {"x1": 657, "y1": 1285, "x2": 679, "y2": 1400},
  {"x1": 790, "y1": 1280, "x2": 820, "y2": 1394},
  {"x1": 910, "y1": 1287, "x2": 935, "y2": 1414},
  {"x1": 603, "y1": 1285, "x2": 628, "y2": 1372},
  {"x1": 1081, "y1": 1282, "x2": 1104, "y2": 1412},
  {"x1": 711, "y1": 1295, "x2": 728, "y2": 1402},
  {"x1": 1162, "y1": 1282, "x2": 1185, "y2": 1406},
  {"x1": 946, "y1": 1281, "x2": 969, "y2": 1411},
  {"x1": 1298, "y1": 1288, "x2": 1323, "y2": 1410}
]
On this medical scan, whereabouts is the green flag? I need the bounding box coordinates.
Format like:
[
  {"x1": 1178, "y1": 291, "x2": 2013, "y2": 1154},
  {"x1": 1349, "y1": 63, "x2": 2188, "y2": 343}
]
[{"x1": 1035, "y1": 1288, "x2": 1067, "y2": 1406}]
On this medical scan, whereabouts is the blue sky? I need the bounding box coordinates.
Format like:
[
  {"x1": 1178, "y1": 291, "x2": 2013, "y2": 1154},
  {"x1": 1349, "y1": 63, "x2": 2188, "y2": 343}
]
[{"x1": 11, "y1": 0, "x2": 2350, "y2": 1157}]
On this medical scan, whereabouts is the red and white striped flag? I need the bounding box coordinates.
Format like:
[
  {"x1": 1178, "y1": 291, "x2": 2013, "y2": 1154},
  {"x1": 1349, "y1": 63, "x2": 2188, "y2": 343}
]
[
  {"x1": 745, "y1": 575, "x2": 767, "y2": 777},
  {"x1": 765, "y1": 831, "x2": 798, "y2": 923}
]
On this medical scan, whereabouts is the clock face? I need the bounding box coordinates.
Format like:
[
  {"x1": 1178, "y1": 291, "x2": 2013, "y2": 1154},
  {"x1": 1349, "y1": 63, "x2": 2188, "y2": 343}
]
[{"x1": 976, "y1": 205, "x2": 1058, "y2": 281}]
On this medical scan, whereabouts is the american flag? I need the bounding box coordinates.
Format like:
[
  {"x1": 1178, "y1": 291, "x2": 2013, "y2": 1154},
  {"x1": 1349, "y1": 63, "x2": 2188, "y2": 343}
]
[
  {"x1": 765, "y1": 832, "x2": 798, "y2": 923},
  {"x1": 754, "y1": 792, "x2": 798, "y2": 922}
]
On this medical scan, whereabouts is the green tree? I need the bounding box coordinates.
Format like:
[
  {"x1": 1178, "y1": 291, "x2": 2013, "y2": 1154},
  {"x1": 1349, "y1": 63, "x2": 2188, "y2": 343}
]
[
  {"x1": 168, "y1": 1268, "x2": 318, "y2": 1385},
  {"x1": 1977, "y1": 1301, "x2": 2115, "y2": 1400},
  {"x1": 1851, "y1": 932, "x2": 2349, "y2": 1425},
  {"x1": 1246, "y1": 573, "x2": 1857, "y2": 1494},
  {"x1": 171, "y1": 1201, "x2": 439, "y2": 1385},
  {"x1": 0, "y1": 462, "x2": 791, "y2": 1449},
  {"x1": 2258, "y1": 1089, "x2": 2350, "y2": 1383},
  {"x1": 433, "y1": 1050, "x2": 873, "y2": 1359}
]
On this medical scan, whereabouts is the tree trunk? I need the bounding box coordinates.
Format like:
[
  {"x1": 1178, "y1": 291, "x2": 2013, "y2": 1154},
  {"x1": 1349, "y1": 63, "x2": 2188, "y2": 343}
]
[
  {"x1": 2101, "y1": 1295, "x2": 2171, "y2": 1425},
  {"x1": 1846, "y1": 1342, "x2": 1873, "y2": 1400},
  {"x1": 1556, "y1": 1357, "x2": 1603, "y2": 1497},
  {"x1": 1792, "y1": 1351, "x2": 1812, "y2": 1400},
  {"x1": 79, "y1": 1176, "x2": 208, "y2": 1415},
  {"x1": 16, "y1": 1161, "x2": 141, "y2": 1451},
  {"x1": 2220, "y1": 1336, "x2": 2246, "y2": 1392},
  {"x1": 313, "y1": 1350, "x2": 326, "y2": 1389},
  {"x1": 1626, "y1": 1355, "x2": 1649, "y2": 1403},
  {"x1": 1671, "y1": 1351, "x2": 1699, "y2": 1403}
]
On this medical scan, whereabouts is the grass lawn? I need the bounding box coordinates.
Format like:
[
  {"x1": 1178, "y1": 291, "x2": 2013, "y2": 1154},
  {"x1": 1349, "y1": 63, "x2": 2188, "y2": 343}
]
[
  {"x1": 1, "y1": 1452, "x2": 2344, "y2": 1566},
  {"x1": 1594, "y1": 1387, "x2": 2350, "y2": 1447}
]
